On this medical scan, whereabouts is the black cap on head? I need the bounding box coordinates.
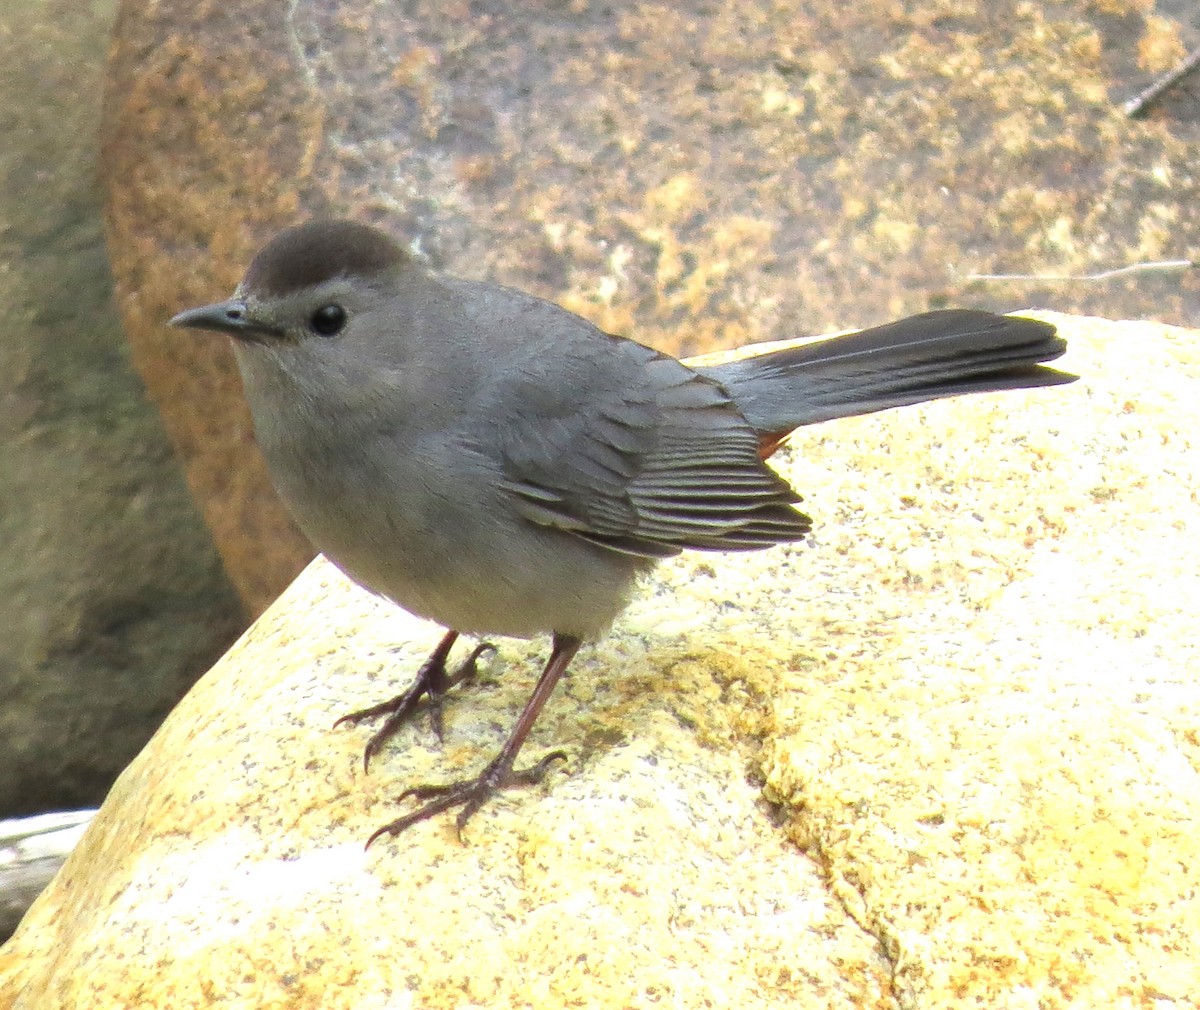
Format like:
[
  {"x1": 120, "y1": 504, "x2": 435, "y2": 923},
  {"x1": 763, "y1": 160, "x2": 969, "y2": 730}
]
[{"x1": 241, "y1": 219, "x2": 405, "y2": 298}]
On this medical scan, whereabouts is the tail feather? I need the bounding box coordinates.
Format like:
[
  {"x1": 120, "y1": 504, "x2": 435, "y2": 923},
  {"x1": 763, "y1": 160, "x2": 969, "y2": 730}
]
[{"x1": 697, "y1": 310, "x2": 1074, "y2": 432}]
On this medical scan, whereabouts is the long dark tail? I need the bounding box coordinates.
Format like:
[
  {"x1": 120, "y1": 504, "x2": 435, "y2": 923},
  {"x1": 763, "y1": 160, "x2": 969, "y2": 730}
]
[{"x1": 697, "y1": 310, "x2": 1074, "y2": 434}]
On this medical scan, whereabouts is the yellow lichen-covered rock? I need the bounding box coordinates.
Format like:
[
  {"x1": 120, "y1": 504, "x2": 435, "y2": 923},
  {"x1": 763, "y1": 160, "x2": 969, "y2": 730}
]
[{"x1": 3, "y1": 315, "x2": 1197, "y2": 1009}]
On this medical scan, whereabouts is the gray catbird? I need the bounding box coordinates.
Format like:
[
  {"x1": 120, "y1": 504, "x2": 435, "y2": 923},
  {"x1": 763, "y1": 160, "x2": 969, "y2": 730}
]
[{"x1": 171, "y1": 219, "x2": 1075, "y2": 842}]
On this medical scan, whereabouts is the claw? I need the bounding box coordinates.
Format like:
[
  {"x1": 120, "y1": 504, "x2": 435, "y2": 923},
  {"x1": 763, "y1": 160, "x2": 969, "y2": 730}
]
[
  {"x1": 333, "y1": 632, "x2": 497, "y2": 770},
  {"x1": 365, "y1": 748, "x2": 570, "y2": 848},
  {"x1": 509, "y1": 749, "x2": 568, "y2": 783},
  {"x1": 447, "y1": 642, "x2": 497, "y2": 690},
  {"x1": 364, "y1": 634, "x2": 583, "y2": 847}
]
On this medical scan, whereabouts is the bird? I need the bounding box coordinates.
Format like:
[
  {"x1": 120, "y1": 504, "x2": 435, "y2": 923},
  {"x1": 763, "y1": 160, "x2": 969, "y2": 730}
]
[{"x1": 171, "y1": 219, "x2": 1075, "y2": 843}]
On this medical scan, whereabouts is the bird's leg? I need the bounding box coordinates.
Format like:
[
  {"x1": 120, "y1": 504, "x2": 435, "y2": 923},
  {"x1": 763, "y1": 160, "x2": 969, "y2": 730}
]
[
  {"x1": 333, "y1": 630, "x2": 495, "y2": 770},
  {"x1": 366, "y1": 633, "x2": 583, "y2": 846}
]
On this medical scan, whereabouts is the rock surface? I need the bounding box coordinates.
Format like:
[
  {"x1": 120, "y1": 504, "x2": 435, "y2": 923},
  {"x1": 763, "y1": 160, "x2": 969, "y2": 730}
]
[
  {"x1": 0, "y1": 0, "x2": 243, "y2": 816},
  {"x1": 2, "y1": 315, "x2": 1197, "y2": 1008},
  {"x1": 101, "y1": 0, "x2": 1200, "y2": 614}
]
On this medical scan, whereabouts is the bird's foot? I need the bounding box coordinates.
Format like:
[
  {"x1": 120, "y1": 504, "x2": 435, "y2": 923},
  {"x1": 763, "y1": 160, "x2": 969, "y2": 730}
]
[
  {"x1": 333, "y1": 633, "x2": 495, "y2": 769},
  {"x1": 366, "y1": 749, "x2": 568, "y2": 846}
]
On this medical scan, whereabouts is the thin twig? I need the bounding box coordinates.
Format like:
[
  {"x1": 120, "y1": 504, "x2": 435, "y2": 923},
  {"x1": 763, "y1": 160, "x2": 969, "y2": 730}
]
[
  {"x1": 965, "y1": 260, "x2": 1195, "y2": 283},
  {"x1": 1124, "y1": 44, "x2": 1200, "y2": 117}
]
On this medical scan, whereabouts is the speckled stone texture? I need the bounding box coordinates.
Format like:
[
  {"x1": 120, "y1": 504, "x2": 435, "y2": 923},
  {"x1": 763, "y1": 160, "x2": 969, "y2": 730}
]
[
  {"x1": 102, "y1": 0, "x2": 1199, "y2": 614},
  {"x1": 2, "y1": 315, "x2": 1197, "y2": 1009}
]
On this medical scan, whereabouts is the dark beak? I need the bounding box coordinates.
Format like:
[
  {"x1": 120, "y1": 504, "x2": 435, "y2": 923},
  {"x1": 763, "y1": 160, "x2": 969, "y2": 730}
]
[{"x1": 169, "y1": 299, "x2": 282, "y2": 342}]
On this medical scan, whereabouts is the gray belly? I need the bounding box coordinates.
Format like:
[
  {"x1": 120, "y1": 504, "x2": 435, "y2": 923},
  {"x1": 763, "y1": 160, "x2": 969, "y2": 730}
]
[{"x1": 266, "y1": 438, "x2": 650, "y2": 640}]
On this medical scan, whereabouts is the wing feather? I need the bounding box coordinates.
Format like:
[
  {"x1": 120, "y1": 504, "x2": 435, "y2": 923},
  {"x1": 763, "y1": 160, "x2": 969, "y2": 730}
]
[{"x1": 490, "y1": 339, "x2": 811, "y2": 558}]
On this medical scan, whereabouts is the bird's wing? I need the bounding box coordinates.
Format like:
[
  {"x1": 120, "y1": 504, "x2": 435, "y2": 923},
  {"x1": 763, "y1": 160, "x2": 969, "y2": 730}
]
[{"x1": 485, "y1": 336, "x2": 811, "y2": 559}]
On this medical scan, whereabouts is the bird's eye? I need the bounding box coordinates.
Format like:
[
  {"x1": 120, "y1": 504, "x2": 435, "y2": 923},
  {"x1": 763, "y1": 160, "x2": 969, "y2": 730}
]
[{"x1": 309, "y1": 304, "x2": 347, "y2": 336}]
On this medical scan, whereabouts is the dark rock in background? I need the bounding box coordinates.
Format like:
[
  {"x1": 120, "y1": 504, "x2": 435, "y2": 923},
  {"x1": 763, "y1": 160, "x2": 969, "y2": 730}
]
[
  {"x1": 101, "y1": 0, "x2": 327, "y2": 614},
  {"x1": 101, "y1": 0, "x2": 1198, "y2": 617},
  {"x1": 0, "y1": 0, "x2": 244, "y2": 815}
]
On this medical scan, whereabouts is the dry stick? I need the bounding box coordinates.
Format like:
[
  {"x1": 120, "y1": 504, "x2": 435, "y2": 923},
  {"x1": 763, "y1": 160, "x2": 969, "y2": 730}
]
[
  {"x1": 965, "y1": 260, "x2": 1196, "y2": 283},
  {"x1": 1124, "y1": 44, "x2": 1200, "y2": 117}
]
